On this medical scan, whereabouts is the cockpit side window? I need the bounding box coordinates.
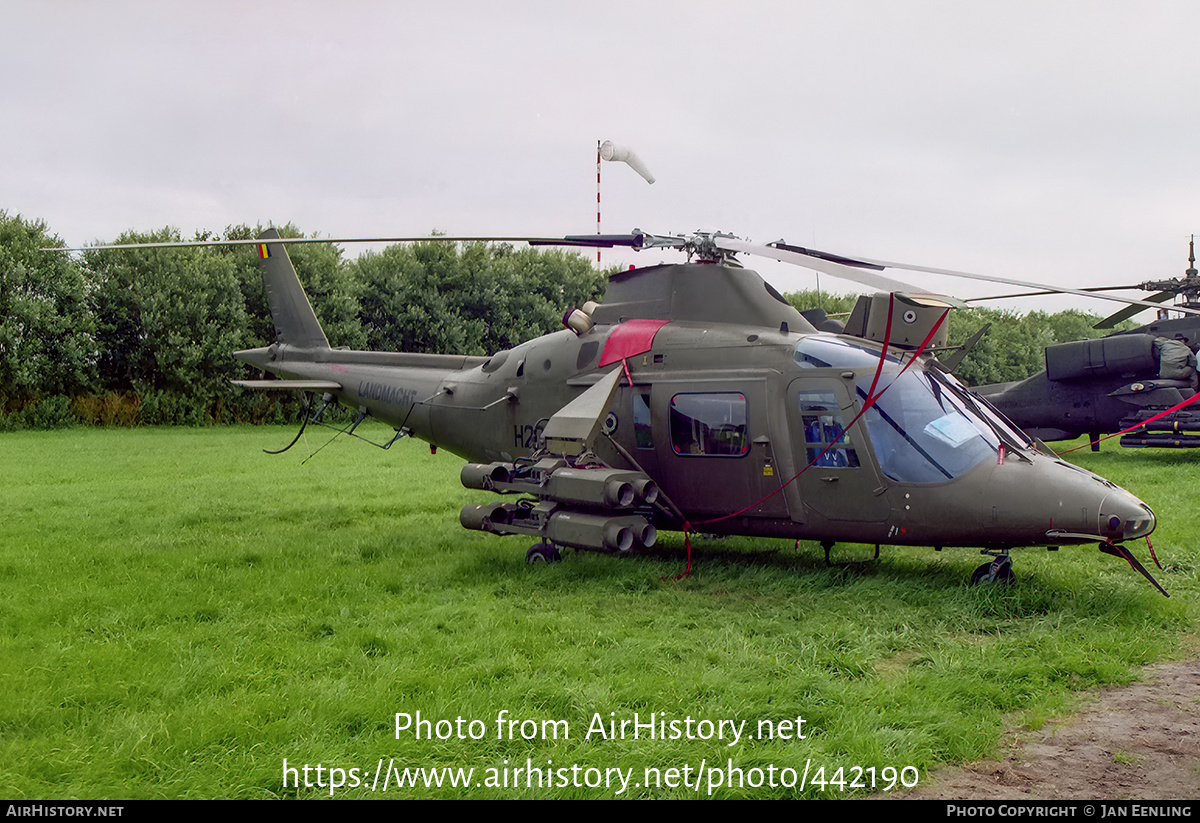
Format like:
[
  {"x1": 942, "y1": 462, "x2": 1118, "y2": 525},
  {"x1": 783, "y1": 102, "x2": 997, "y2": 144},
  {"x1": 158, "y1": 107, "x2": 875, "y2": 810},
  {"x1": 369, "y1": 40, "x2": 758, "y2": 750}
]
[{"x1": 798, "y1": 391, "x2": 860, "y2": 468}]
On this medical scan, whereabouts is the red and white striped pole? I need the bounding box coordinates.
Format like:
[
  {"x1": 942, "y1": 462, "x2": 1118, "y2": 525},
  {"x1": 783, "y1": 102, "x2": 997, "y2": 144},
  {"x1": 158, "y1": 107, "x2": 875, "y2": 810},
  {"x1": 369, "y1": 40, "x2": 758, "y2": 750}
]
[
  {"x1": 597, "y1": 140, "x2": 654, "y2": 267},
  {"x1": 596, "y1": 139, "x2": 602, "y2": 265}
]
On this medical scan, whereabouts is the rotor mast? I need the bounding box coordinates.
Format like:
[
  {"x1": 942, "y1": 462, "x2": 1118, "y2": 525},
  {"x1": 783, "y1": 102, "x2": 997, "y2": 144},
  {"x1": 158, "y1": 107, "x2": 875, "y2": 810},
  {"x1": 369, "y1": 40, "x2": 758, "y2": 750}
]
[{"x1": 1138, "y1": 234, "x2": 1200, "y2": 312}]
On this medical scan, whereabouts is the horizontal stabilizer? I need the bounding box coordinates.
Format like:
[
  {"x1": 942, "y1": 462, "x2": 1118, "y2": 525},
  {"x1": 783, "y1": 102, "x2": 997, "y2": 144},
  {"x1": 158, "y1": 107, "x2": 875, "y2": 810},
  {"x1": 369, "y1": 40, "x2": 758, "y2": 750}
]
[{"x1": 232, "y1": 379, "x2": 343, "y2": 391}]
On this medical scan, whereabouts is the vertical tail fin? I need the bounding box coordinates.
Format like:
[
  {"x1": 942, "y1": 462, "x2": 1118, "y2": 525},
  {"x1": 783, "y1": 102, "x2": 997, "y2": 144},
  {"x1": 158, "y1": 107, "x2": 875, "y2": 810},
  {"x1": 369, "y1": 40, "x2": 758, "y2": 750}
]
[{"x1": 257, "y1": 228, "x2": 330, "y2": 349}]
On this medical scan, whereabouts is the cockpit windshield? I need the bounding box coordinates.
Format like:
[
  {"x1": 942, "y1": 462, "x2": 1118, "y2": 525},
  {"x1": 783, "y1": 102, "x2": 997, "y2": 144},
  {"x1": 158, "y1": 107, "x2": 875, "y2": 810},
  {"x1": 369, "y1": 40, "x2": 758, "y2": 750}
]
[
  {"x1": 857, "y1": 370, "x2": 999, "y2": 483},
  {"x1": 794, "y1": 336, "x2": 1026, "y2": 484},
  {"x1": 794, "y1": 335, "x2": 903, "y2": 369}
]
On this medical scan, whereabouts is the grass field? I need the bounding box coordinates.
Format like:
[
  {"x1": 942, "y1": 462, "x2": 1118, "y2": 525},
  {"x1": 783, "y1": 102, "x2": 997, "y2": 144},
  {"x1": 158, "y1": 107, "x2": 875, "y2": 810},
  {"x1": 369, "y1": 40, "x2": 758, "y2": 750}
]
[{"x1": 1, "y1": 425, "x2": 1196, "y2": 798}]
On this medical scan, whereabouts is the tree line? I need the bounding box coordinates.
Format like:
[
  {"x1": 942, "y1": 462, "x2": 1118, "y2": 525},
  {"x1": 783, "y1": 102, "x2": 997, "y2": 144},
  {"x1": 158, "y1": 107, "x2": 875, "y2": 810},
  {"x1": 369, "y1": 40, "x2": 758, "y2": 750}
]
[
  {"x1": 0, "y1": 212, "x2": 610, "y2": 428},
  {"x1": 1, "y1": 210, "x2": 1121, "y2": 429}
]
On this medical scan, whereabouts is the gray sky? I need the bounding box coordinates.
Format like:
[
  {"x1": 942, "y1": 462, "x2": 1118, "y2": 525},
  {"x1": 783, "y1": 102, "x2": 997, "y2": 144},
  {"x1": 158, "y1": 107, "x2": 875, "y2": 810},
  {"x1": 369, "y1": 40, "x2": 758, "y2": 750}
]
[{"x1": 4, "y1": 0, "x2": 1199, "y2": 314}]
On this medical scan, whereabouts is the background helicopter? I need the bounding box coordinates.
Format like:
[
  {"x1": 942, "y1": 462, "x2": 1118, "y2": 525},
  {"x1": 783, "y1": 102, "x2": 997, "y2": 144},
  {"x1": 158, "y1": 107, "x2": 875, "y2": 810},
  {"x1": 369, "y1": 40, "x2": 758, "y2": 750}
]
[
  {"x1": 962, "y1": 238, "x2": 1200, "y2": 450},
  {"x1": 76, "y1": 225, "x2": 1172, "y2": 596}
]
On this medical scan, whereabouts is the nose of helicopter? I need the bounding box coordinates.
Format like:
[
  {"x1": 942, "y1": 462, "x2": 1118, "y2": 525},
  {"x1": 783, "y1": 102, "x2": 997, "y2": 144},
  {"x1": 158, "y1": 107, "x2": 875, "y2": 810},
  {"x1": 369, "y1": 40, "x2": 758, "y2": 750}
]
[
  {"x1": 1096, "y1": 488, "x2": 1156, "y2": 542},
  {"x1": 973, "y1": 454, "x2": 1155, "y2": 547},
  {"x1": 1044, "y1": 463, "x2": 1156, "y2": 543}
]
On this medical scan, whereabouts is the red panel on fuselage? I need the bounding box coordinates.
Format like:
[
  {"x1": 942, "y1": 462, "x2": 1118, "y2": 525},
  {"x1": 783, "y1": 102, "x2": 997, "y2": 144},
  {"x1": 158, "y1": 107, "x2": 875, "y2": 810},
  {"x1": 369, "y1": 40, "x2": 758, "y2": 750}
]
[{"x1": 598, "y1": 319, "x2": 670, "y2": 367}]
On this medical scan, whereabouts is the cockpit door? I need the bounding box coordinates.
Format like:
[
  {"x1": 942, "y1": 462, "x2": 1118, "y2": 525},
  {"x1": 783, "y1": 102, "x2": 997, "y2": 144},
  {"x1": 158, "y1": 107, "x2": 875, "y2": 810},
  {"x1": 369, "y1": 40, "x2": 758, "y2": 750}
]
[{"x1": 786, "y1": 378, "x2": 889, "y2": 523}]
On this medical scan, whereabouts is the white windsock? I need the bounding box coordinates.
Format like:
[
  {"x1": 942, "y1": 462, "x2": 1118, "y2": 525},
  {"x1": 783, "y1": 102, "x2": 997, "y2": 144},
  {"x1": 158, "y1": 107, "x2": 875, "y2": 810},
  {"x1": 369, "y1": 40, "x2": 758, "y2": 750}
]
[{"x1": 599, "y1": 140, "x2": 655, "y2": 184}]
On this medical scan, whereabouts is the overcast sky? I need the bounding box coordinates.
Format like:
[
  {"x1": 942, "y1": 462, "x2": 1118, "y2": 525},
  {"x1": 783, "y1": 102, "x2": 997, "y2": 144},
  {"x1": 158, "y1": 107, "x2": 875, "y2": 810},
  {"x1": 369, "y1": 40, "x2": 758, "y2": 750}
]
[{"x1": 4, "y1": 0, "x2": 1199, "y2": 314}]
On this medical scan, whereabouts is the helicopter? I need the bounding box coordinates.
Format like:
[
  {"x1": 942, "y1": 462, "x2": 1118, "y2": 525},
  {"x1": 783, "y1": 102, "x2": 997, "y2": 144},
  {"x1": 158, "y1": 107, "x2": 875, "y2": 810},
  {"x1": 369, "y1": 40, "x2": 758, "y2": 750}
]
[
  {"x1": 146, "y1": 225, "x2": 1172, "y2": 597},
  {"x1": 967, "y1": 238, "x2": 1200, "y2": 450}
]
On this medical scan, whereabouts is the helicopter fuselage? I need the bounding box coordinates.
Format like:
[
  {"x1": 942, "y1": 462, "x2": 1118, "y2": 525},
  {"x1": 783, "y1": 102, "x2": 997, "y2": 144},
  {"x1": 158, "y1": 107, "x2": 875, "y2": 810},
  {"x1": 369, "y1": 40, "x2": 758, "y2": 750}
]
[{"x1": 236, "y1": 257, "x2": 1156, "y2": 554}]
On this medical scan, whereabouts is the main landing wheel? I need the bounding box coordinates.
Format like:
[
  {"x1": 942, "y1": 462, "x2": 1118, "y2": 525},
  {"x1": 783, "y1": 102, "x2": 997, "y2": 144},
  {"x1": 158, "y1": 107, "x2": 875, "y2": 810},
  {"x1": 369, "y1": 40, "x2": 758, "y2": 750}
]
[
  {"x1": 526, "y1": 543, "x2": 562, "y2": 564},
  {"x1": 970, "y1": 558, "x2": 1015, "y2": 587}
]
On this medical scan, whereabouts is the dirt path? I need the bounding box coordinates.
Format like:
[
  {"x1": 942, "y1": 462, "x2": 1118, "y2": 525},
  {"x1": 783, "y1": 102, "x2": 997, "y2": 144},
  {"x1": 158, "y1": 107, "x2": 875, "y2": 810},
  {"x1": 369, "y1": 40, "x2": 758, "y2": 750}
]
[{"x1": 898, "y1": 658, "x2": 1200, "y2": 800}]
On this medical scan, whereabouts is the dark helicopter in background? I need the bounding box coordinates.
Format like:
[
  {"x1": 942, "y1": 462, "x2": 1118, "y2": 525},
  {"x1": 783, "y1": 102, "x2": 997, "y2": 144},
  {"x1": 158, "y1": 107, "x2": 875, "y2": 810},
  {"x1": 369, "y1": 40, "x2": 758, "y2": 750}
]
[
  {"x1": 966, "y1": 238, "x2": 1200, "y2": 450},
  {"x1": 63, "y1": 227, "x2": 1189, "y2": 595}
]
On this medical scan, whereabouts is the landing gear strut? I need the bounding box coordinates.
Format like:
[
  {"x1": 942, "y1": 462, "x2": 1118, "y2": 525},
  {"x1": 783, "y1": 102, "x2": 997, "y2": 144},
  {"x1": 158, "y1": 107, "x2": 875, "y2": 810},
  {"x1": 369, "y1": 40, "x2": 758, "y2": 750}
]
[{"x1": 970, "y1": 550, "x2": 1015, "y2": 586}]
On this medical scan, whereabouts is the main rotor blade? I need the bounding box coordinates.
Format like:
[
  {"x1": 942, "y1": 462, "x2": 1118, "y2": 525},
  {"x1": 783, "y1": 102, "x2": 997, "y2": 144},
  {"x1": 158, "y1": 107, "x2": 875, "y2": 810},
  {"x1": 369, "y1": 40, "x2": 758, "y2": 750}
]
[
  {"x1": 44, "y1": 234, "x2": 619, "y2": 253},
  {"x1": 848, "y1": 254, "x2": 1200, "y2": 318},
  {"x1": 765, "y1": 241, "x2": 887, "y2": 271},
  {"x1": 966, "y1": 284, "x2": 1145, "y2": 302},
  {"x1": 529, "y1": 233, "x2": 649, "y2": 249},
  {"x1": 715, "y1": 237, "x2": 921, "y2": 293},
  {"x1": 1093, "y1": 290, "x2": 1177, "y2": 329}
]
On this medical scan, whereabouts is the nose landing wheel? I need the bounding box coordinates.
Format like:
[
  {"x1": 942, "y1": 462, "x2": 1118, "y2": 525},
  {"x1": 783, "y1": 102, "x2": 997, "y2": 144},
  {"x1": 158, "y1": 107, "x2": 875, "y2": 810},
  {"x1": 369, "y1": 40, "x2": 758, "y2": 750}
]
[{"x1": 970, "y1": 551, "x2": 1015, "y2": 587}]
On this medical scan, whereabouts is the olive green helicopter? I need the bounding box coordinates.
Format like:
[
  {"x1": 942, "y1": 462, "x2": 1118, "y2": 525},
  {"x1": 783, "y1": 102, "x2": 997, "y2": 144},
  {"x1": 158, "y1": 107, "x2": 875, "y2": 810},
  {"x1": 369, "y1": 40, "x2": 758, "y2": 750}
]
[{"x1": 66, "y1": 227, "x2": 1191, "y2": 596}]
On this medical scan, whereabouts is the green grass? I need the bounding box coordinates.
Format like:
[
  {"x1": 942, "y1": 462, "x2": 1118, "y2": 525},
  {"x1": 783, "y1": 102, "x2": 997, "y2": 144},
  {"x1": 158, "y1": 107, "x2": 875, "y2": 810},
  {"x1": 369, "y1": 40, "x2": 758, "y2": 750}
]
[{"x1": 0, "y1": 427, "x2": 1195, "y2": 798}]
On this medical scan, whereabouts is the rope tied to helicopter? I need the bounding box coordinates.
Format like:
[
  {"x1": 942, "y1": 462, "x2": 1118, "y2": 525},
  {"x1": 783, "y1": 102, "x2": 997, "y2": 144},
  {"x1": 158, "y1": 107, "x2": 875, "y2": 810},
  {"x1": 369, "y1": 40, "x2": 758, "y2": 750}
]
[{"x1": 664, "y1": 297, "x2": 949, "y2": 579}]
